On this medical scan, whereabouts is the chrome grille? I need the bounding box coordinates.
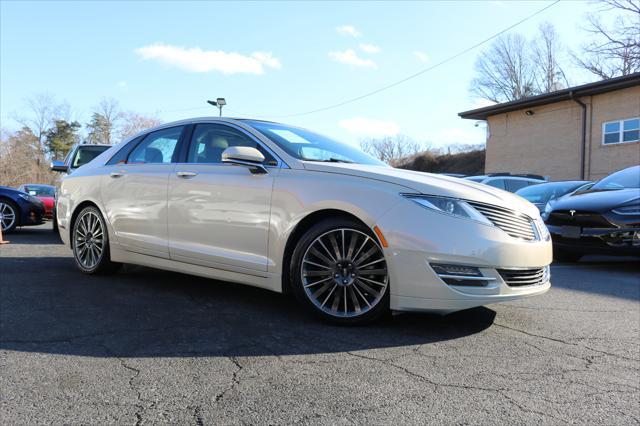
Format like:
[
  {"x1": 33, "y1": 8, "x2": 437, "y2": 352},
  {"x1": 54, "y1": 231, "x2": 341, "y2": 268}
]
[
  {"x1": 468, "y1": 201, "x2": 537, "y2": 241},
  {"x1": 498, "y1": 267, "x2": 549, "y2": 287}
]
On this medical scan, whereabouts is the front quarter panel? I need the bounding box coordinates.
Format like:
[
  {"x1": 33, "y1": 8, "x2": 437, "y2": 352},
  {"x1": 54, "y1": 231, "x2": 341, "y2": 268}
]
[{"x1": 269, "y1": 169, "x2": 408, "y2": 275}]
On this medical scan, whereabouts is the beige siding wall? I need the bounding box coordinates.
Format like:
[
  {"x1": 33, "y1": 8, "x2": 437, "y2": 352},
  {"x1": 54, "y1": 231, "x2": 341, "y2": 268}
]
[
  {"x1": 485, "y1": 85, "x2": 640, "y2": 181},
  {"x1": 587, "y1": 86, "x2": 640, "y2": 180}
]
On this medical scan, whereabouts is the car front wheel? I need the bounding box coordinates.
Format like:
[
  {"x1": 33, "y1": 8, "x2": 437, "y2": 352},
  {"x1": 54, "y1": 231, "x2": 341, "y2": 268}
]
[
  {"x1": 72, "y1": 206, "x2": 120, "y2": 274},
  {"x1": 290, "y1": 218, "x2": 390, "y2": 324}
]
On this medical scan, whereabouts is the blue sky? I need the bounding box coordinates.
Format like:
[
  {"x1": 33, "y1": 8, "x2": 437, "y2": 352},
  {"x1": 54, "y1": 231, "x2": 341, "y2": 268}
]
[{"x1": 1, "y1": 0, "x2": 599, "y2": 148}]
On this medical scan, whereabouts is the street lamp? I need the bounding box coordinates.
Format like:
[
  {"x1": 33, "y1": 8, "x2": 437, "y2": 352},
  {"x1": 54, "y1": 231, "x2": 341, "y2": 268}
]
[{"x1": 207, "y1": 98, "x2": 227, "y2": 117}]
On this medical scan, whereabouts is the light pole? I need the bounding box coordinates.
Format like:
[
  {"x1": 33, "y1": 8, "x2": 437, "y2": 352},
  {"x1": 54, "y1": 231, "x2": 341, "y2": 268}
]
[{"x1": 207, "y1": 98, "x2": 226, "y2": 117}]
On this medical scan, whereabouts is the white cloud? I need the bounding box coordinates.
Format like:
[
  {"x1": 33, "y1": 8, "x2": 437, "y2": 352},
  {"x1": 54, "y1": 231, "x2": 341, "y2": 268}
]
[
  {"x1": 135, "y1": 43, "x2": 281, "y2": 75},
  {"x1": 360, "y1": 43, "x2": 381, "y2": 54},
  {"x1": 336, "y1": 25, "x2": 361, "y2": 37},
  {"x1": 339, "y1": 117, "x2": 399, "y2": 137},
  {"x1": 329, "y1": 49, "x2": 377, "y2": 68},
  {"x1": 413, "y1": 51, "x2": 429, "y2": 63}
]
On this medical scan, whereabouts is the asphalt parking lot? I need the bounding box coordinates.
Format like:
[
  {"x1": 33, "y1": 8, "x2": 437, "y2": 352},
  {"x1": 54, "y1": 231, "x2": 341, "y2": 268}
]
[{"x1": 1, "y1": 223, "x2": 639, "y2": 424}]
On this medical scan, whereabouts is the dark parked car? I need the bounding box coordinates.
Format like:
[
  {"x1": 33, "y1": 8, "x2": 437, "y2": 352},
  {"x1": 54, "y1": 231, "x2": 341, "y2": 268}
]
[
  {"x1": 516, "y1": 180, "x2": 591, "y2": 212},
  {"x1": 544, "y1": 165, "x2": 640, "y2": 262},
  {"x1": 17, "y1": 184, "x2": 56, "y2": 219},
  {"x1": 0, "y1": 186, "x2": 46, "y2": 233}
]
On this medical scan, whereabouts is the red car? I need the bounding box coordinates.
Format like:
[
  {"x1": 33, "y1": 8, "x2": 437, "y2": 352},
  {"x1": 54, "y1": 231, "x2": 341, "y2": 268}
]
[{"x1": 17, "y1": 184, "x2": 56, "y2": 219}]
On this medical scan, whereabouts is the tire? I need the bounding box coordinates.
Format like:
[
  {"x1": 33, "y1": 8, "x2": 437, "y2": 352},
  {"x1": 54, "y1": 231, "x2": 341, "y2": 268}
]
[
  {"x1": 290, "y1": 217, "x2": 390, "y2": 325},
  {"x1": 0, "y1": 199, "x2": 19, "y2": 233},
  {"x1": 72, "y1": 206, "x2": 121, "y2": 274},
  {"x1": 52, "y1": 207, "x2": 58, "y2": 232},
  {"x1": 554, "y1": 249, "x2": 582, "y2": 263}
]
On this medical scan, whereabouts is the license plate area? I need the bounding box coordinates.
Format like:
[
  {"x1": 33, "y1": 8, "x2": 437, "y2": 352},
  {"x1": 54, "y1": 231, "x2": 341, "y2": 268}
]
[{"x1": 560, "y1": 226, "x2": 581, "y2": 239}]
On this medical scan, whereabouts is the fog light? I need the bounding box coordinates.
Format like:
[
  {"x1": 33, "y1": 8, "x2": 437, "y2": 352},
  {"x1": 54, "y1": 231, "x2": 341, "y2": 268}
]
[
  {"x1": 431, "y1": 263, "x2": 495, "y2": 287},
  {"x1": 431, "y1": 264, "x2": 482, "y2": 277}
]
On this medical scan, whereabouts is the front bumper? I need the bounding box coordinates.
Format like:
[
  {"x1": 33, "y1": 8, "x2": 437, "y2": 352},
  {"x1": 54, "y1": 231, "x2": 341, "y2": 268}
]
[
  {"x1": 548, "y1": 225, "x2": 640, "y2": 256},
  {"x1": 376, "y1": 201, "x2": 552, "y2": 314},
  {"x1": 17, "y1": 201, "x2": 45, "y2": 226}
]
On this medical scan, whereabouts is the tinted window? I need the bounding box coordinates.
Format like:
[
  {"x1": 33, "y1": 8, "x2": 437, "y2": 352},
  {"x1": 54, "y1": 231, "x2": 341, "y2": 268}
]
[
  {"x1": 590, "y1": 166, "x2": 640, "y2": 190},
  {"x1": 24, "y1": 185, "x2": 55, "y2": 197},
  {"x1": 128, "y1": 126, "x2": 184, "y2": 164},
  {"x1": 244, "y1": 120, "x2": 385, "y2": 166},
  {"x1": 506, "y1": 179, "x2": 530, "y2": 192},
  {"x1": 486, "y1": 179, "x2": 506, "y2": 190},
  {"x1": 71, "y1": 145, "x2": 111, "y2": 168},
  {"x1": 186, "y1": 124, "x2": 275, "y2": 165},
  {"x1": 107, "y1": 136, "x2": 144, "y2": 165}
]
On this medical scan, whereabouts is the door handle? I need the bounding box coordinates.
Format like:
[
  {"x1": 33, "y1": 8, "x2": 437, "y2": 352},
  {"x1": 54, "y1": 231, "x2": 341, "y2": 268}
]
[
  {"x1": 110, "y1": 172, "x2": 124, "y2": 178},
  {"x1": 176, "y1": 171, "x2": 198, "y2": 178}
]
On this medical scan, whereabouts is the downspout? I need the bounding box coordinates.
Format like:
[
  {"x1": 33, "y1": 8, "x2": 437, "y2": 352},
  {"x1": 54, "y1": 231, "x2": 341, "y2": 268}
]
[{"x1": 570, "y1": 91, "x2": 587, "y2": 180}]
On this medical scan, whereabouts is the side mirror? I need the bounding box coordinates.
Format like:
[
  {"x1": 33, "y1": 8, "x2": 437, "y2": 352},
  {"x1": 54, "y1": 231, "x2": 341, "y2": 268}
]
[
  {"x1": 221, "y1": 146, "x2": 268, "y2": 173},
  {"x1": 50, "y1": 161, "x2": 69, "y2": 173}
]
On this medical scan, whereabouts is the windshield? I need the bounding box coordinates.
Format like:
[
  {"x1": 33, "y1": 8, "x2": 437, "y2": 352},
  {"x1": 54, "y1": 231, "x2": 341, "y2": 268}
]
[
  {"x1": 590, "y1": 166, "x2": 640, "y2": 191},
  {"x1": 244, "y1": 120, "x2": 386, "y2": 166},
  {"x1": 72, "y1": 145, "x2": 111, "y2": 168},
  {"x1": 516, "y1": 181, "x2": 587, "y2": 204},
  {"x1": 24, "y1": 185, "x2": 55, "y2": 197}
]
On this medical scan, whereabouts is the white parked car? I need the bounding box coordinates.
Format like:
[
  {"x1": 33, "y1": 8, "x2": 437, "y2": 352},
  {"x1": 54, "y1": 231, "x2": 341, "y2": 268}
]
[{"x1": 56, "y1": 118, "x2": 552, "y2": 324}]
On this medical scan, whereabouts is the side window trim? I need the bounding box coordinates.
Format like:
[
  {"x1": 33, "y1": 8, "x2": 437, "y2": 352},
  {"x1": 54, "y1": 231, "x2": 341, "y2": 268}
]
[
  {"x1": 182, "y1": 122, "x2": 282, "y2": 167},
  {"x1": 106, "y1": 135, "x2": 145, "y2": 166},
  {"x1": 125, "y1": 126, "x2": 186, "y2": 165}
]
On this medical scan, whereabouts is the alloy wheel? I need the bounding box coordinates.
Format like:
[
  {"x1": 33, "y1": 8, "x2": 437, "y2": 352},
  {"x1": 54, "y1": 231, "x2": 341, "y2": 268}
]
[
  {"x1": 301, "y1": 228, "x2": 388, "y2": 318},
  {"x1": 0, "y1": 202, "x2": 16, "y2": 231},
  {"x1": 74, "y1": 210, "x2": 105, "y2": 269}
]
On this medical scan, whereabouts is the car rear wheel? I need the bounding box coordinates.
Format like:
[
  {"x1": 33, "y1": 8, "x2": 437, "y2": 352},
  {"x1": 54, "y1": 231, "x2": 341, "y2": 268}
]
[
  {"x1": 290, "y1": 218, "x2": 390, "y2": 325},
  {"x1": 72, "y1": 206, "x2": 120, "y2": 274},
  {"x1": 0, "y1": 199, "x2": 18, "y2": 233}
]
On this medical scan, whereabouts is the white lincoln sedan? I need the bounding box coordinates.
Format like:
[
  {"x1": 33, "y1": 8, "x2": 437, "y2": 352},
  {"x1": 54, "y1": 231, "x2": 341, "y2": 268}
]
[{"x1": 56, "y1": 117, "x2": 551, "y2": 324}]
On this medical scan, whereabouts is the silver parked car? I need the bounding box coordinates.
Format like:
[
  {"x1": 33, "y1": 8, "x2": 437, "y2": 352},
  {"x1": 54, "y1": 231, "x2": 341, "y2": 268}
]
[{"x1": 55, "y1": 118, "x2": 552, "y2": 324}]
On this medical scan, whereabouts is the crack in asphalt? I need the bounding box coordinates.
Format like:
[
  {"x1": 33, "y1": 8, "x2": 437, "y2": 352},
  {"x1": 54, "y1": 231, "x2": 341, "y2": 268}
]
[
  {"x1": 493, "y1": 322, "x2": 639, "y2": 362},
  {"x1": 214, "y1": 357, "x2": 243, "y2": 404},
  {"x1": 345, "y1": 350, "x2": 570, "y2": 422}
]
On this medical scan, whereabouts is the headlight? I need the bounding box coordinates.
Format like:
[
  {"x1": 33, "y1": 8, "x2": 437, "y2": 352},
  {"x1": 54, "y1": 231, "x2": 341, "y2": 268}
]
[
  {"x1": 612, "y1": 203, "x2": 640, "y2": 216},
  {"x1": 541, "y1": 202, "x2": 553, "y2": 220},
  {"x1": 403, "y1": 194, "x2": 492, "y2": 225}
]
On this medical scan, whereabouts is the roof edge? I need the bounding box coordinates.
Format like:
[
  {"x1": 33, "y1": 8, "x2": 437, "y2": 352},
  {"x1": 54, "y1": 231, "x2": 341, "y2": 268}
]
[{"x1": 459, "y1": 73, "x2": 640, "y2": 120}]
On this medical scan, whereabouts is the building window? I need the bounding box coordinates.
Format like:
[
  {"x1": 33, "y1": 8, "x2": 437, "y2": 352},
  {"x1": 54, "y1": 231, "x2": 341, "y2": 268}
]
[{"x1": 603, "y1": 118, "x2": 640, "y2": 145}]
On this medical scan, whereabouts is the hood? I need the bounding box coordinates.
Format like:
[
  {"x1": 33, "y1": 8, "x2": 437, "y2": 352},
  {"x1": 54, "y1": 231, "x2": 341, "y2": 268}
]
[
  {"x1": 551, "y1": 188, "x2": 640, "y2": 212},
  {"x1": 0, "y1": 186, "x2": 23, "y2": 195},
  {"x1": 302, "y1": 162, "x2": 539, "y2": 217}
]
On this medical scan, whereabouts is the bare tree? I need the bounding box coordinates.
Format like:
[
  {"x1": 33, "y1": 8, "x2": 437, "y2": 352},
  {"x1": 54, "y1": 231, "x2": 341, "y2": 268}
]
[
  {"x1": 118, "y1": 112, "x2": 162, "y2": 140},
  {"x1": 360, "y1": 135, "x2": 423, "y2": 166},
  {"x1": 86, "y1": 98, "x2": 123, "y2": 144},
  {"x1": 531, "y1": 22, "x2": 570, "y2": 92},
  {"x1": 13, "y1": 93, "x2": 70, "y2": 152},
  {"x1": 471, "y1": 33, "x2": 538, "y2": 103},
  {"x1": 575, "y1": 0, "x2": 640, "y2": 79}
]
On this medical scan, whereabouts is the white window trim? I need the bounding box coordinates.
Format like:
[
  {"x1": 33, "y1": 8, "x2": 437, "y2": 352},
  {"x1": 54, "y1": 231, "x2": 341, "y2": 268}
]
[{"x1": 602, "y1": 117, "x2": 640, "y2": 146}]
